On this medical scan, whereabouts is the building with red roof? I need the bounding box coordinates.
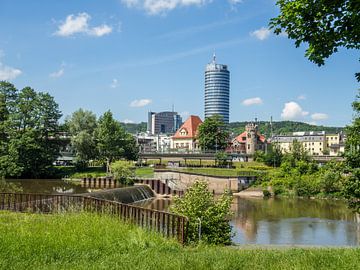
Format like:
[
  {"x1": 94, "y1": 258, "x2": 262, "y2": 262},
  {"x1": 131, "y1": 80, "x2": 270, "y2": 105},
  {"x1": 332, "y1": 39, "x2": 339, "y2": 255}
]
[
  {"x1": 229, "y1": 123, "x2": 268, "y2": 154},
  {"x1": 171, "y1": 115, "x2": 203, "y2": 150}
]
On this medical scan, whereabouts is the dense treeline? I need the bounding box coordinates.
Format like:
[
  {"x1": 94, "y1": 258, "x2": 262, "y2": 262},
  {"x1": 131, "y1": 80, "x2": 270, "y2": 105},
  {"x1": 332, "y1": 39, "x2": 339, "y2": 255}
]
[
  {"x1": 0, "y1": 81, "x2": 138, "y2": 178},
  {"x1": 65, "y1": 109, "x2": 138, "y2": 172},
  {"x1": 0, "y1": 81, "x2": 62, "y2": 178}
]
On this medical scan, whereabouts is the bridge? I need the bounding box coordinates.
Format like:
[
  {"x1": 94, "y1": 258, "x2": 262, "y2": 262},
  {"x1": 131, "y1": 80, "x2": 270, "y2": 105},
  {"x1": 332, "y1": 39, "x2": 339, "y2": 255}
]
[{"x1": 139, "y1": 151, "x2": 344, "y2": 163}]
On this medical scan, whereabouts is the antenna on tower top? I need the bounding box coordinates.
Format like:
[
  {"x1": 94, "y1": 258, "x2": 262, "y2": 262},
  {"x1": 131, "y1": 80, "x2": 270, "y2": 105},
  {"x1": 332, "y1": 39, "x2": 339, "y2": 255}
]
[{"x1": 212, "y1": 51, "x2": 216, "y2": 63}]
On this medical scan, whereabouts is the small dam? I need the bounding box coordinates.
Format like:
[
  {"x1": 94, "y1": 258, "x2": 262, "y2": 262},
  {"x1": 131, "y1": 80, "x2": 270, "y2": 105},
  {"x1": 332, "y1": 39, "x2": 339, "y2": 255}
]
[{"x1": 82, "y1": 185, "x2": 155, "y2": 204}]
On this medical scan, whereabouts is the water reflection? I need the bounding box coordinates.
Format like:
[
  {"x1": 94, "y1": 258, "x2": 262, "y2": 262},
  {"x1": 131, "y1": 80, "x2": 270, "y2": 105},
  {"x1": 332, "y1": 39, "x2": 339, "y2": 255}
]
[
  {"x1": 138, "y1": 196, "x2": 360, "y2": 246},
  {"x1": 5, "y1": 179, "x2": 94, "y2": 194}
]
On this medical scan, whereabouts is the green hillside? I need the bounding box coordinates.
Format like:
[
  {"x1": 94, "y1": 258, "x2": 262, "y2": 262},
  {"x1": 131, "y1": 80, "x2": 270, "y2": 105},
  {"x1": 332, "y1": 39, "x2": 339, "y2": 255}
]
[
  {"x1": 229, "y1": 121, "x2": 343, "y2": 137},
  {"x1": 121, "y1": 120, "x2": 343, "y2": 137}
]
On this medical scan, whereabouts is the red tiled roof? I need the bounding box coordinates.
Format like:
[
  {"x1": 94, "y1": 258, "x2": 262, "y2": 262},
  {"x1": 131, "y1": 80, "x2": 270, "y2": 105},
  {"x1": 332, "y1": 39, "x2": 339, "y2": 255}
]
[
  {"x1": 234, "y1": 131, "x2": 267, "y2": 143},
  {"x1": 172, "y1": 115, "x2": 202, "y2": 139}
]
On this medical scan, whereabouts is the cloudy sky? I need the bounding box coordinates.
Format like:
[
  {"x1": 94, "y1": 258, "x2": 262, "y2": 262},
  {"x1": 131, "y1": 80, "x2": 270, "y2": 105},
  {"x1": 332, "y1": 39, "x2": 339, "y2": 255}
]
[{"x1": 0, "y1": 0, "x2": 358, "y2": 126}]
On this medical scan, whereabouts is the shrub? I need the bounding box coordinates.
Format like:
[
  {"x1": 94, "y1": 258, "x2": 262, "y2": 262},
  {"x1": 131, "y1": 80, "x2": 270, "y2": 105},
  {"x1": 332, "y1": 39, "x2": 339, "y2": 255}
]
[
  {"x1": 111, "y1": 160, "x2": 135, "y2": 185},
  {"x1": 263, "y1": 189, "x2": 271, "y2": 197},
  {"x1": 171, "y1": 180, "x2": 233, "y2": 245}
]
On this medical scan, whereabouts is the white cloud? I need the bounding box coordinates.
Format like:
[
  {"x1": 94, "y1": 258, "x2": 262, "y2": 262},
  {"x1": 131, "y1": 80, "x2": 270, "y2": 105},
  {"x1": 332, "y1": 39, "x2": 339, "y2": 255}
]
[
  {"x1": 311, "y1": 113, "x2": 328, "y2": 121},
  {"x1": 250, "y1": 27, "x2": 271, "y2": 41},
  {"x1": 0, "y1": 62, "x2": 22, "y2": 80},
  {"x1": 229, "y1": 0, "x2": 242, "y2": 4},
  {"x1": 297, "y1": 94, "x2": 306, "y2": 100},
  {"x1": 121, "y1": 0, "x2": 211, "y2": 15},
  {"x1": 50, "y1": 68, "x2": 64, "y2": 78},
  {"x1": 110, "y1": 78, "x2": 119, "y2": 88},
  {"x1": 281, "y1": 101, "x2": 309, "y2": 120},
  {"x1": 130, "y1": 99, "x2": 152, "y2": 107},
  {"x1": 54, "y1": 12, "x2": 112, "y2": 37},
  {"x1": 242, "y1": 97, "x2": 263, "y2": 106},
  {"x1": 50, "y1": 63, "x2": 66, "y2": 78},
  {"x1": 123, "y1": 119, "x2": 135, "y2": 123},
  {"x1": 89, "y1": 25, "x2": 113, "y2": 37}
]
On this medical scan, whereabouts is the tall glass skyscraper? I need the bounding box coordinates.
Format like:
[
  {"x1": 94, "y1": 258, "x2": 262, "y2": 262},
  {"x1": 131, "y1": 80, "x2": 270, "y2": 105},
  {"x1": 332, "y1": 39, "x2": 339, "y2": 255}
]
[{"x1": 204, "y1": 54, "x2": 230, "y2": 123}]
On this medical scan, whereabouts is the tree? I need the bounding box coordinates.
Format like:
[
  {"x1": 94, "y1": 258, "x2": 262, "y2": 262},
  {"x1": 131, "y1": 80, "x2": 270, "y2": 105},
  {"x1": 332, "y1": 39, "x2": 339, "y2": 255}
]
[
  {"x1": 95, "y1": 111, "x2": 137, "y2": 173},
  {"x1": 263, "y1": 143, "x2": 283, "y2": 167},
  {"x1": 0, "y1": 82, "x2": 62, "y2": 178},
  {"x1": 344, "y1": 90, "x2": 360, "y2": 212},
  {"x1": 66, "y1": 109, "x2": 98, "y2": 167},
  {"x1": 197, "y1": 115, "x2": 229, "y2": 151},
  {"x1": 270, "y1": 0, "x2": 360, "y2": 73},
  {"x1": 171, "y1": 180, "x2": 233, "y2": 245}
]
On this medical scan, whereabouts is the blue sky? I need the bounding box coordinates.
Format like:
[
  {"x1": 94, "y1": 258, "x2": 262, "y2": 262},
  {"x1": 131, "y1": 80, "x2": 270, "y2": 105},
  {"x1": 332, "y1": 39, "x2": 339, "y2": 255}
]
[{"x1": 0, "y1": 0, "x2": 358, "y2": 126}]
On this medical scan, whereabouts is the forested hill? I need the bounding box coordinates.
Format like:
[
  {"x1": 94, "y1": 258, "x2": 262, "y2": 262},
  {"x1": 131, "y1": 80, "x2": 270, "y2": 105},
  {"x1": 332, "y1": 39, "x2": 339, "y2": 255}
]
[
  {"x1": 121, "y1": 120, "x2": 343, "y2": 137},
  {"x1": 120, "y1": 122, "x2": 147, "y2": 134},
  {"x1": 229, "y1": 121, "x2": 343, "y2": 137}
]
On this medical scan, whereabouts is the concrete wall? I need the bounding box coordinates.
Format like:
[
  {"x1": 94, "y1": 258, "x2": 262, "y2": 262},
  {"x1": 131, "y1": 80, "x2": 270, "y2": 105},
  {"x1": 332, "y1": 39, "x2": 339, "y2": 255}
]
[{"x1": 154, "y1": 171, "x2": 240, "y2": 194}]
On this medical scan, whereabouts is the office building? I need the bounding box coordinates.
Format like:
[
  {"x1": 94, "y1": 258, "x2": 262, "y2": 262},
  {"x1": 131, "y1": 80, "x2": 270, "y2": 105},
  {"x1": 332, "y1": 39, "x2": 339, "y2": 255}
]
[
  {"x1": 147, "y1": 111, "x2": 182, "y2": 134},
  {"x1": 204, "y1": 54, "x2": 230, "y2": 123}
]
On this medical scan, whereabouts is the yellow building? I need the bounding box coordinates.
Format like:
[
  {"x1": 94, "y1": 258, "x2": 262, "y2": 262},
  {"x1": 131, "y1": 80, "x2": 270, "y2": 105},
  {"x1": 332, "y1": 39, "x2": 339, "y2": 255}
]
[
  {"x1": 272, "y1": 131, "x2": 345, "y2": 156},
  {"x1": 272, "y1": 132, "x2": 326, "y2": 156}
]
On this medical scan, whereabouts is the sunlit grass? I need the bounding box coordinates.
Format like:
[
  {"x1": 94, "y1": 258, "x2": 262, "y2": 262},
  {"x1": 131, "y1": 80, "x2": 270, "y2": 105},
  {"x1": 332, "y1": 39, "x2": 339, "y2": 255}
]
[{"x1": 0, "y1": 211, "x2": 359, "y2": 270}]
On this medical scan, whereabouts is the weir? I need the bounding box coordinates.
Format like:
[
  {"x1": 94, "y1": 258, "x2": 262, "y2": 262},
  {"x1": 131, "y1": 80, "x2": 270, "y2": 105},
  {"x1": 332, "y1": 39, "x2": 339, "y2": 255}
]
[{"x1": 82, "y1": 185, "x2": 155, "y2": 204}]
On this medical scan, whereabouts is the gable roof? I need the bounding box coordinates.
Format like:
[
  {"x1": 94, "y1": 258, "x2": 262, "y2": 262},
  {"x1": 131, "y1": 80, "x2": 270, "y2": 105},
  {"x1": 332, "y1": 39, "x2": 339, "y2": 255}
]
[
  {"x1": 172, "y1": 115, "x2": 202, "y2": 139},
  {"x1": 234, "y1": 131, "x2": 267, "y2": 143}
]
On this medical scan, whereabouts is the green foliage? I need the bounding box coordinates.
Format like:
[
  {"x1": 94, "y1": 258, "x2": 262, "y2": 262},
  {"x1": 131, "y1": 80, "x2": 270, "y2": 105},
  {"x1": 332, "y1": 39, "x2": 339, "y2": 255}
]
[
  {"x1": 1, "y1": 212, "x2": 360, "y2": 270},
  {"x1": 263, "y1": 144, "x2": 283, "y2": 167},
  {"x1": 197, "y1": 115, "x2": 229, "y2": 151},
  {"x1": 214, "y1": 151, "x2": 230, "y2": 167},
  {"x1": 263, "y1": 189, "x2": 271, "y2": 197},
  {"x1": 0, "y1": 82, "x2": 62, "y2": 178},
  {"x1": 343, "y1": 169, "x2": 360, "y2": 213},
  {"x1": 344, "y1": 90, "x2": 360, "y2": 212},
  {"x1": 229, "y1": 120, "x2": 342, "y2": 138},
  {"x1": 94, "y1": 111, "x2": 138, "y2": 172},
  {"x1": 171, "y1": 180, "x2": 233, "y2": 245},
  {"x1": 66, "y1": 109, "x2": 98, "y2": 167},
  {"x1": 111, "y1": 160, "x2": 135, "y2": 185},
  {"x1": 270, "y1": 0, "x2": 360, "y2": 67}
]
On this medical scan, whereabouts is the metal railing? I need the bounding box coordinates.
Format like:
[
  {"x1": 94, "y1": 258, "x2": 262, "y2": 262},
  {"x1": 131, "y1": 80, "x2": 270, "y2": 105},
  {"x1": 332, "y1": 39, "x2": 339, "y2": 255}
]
[{"x1": 0, "y1": 193, "x2": 188, "y2": 244}]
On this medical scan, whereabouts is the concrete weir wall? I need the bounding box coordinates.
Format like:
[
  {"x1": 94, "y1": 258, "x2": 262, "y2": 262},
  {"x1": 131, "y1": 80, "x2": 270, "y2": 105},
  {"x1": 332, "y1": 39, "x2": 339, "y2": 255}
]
[{"x1": 154, "y1": 170, "x2": 240, "y2": 194}]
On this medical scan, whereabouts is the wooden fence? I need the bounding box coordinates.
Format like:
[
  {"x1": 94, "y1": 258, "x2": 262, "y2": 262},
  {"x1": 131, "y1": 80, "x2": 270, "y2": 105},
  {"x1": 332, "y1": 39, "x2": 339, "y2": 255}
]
[{"x1": 0, "y1": 193, "x2": 188, "y2": 244}]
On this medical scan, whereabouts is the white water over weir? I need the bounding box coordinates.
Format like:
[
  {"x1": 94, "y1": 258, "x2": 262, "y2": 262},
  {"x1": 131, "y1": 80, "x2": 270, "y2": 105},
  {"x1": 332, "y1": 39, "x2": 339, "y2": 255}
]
[{"x1": 82, "y1": 185, "x2": 155, "y2": 204}]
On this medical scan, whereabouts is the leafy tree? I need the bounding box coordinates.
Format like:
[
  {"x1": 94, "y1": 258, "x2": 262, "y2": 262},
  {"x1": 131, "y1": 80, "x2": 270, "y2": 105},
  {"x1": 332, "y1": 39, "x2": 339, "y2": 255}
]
[
  {"x1": 66, "y1": 109, "x2": 98, "y2": 167},
  {"x1": 344, "y1": 90, "x2": 360, "y2": 212},
  {"x1": 0, "y1": 82, "x2": 62, "y2": 178},
  {"x1": 263, "y1": 143, "x2": 283, "y2": 167},
  {"x1": 270, "y1": 0, "x2": 360, "y2": 73},
  {"x1": 197, "y1": 115, "x2": 229, "y2": 151},
  {"x1": 171, "y1": 180, "x2": 233, "y2": 245},
  {"x1": 95, "y1": 111, "x2": 137, "y2": 173},
  {"x1": 111, "y1": 160, "x2": 135, "y2": 185}
]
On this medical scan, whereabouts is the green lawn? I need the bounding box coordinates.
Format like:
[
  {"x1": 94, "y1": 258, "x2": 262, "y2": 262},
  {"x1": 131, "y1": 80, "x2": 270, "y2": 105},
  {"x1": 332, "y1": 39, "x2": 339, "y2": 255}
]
[{"x1": 0, "y1": 211, "x2": 359, "y2": 270}]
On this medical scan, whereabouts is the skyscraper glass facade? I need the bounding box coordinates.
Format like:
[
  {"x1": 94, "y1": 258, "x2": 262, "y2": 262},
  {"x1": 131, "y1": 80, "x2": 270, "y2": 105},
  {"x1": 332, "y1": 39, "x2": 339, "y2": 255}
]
[{"x1": 204, "y1": 55, "x2": 230, "y2": 123}]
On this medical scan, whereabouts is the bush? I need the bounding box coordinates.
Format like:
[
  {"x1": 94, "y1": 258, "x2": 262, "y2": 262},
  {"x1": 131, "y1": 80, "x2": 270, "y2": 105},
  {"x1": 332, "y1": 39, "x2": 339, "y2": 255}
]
[
  {"x1": 171, "y1": 180, "x2": 233, "y2": 245},
  {"x1": 263, "y1": 189, "x2": 271, "y2": 197},
  {"x1": 111, "y1": 160, "x2": 135, "y2": 185}
]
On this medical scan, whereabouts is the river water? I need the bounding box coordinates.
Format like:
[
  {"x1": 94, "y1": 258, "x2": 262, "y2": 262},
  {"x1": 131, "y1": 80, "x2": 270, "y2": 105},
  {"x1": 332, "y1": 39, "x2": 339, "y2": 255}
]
[{"x1": 4, "y1": 179, "x2": 360, "y2": 246}]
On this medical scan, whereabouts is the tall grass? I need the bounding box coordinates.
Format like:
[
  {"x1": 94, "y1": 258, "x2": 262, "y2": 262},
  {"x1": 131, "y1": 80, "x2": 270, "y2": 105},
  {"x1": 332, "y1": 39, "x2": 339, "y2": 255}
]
[{"x1": 0, "y1": 211, "x2": 359, "y2": 270}]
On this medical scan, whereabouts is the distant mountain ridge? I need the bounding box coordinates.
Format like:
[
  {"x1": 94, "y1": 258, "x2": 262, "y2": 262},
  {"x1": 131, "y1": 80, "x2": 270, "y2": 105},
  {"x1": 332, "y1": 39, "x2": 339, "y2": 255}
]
[{"x1": 121, "y1": 121, "x2": 344, "y2": 138}]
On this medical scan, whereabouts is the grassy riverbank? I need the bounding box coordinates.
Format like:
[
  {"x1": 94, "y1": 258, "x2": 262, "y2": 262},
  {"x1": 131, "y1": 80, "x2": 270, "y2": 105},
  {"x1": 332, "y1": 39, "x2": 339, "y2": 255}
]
[{"x1": 0, "y1": 211, "x2": 359, "y2": 270}]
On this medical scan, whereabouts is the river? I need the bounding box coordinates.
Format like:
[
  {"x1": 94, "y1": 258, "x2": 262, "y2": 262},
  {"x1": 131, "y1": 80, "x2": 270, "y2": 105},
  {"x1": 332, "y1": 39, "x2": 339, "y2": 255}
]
[{"x1": 4, "y1": 179, "x2": 360, "y2": 246}]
